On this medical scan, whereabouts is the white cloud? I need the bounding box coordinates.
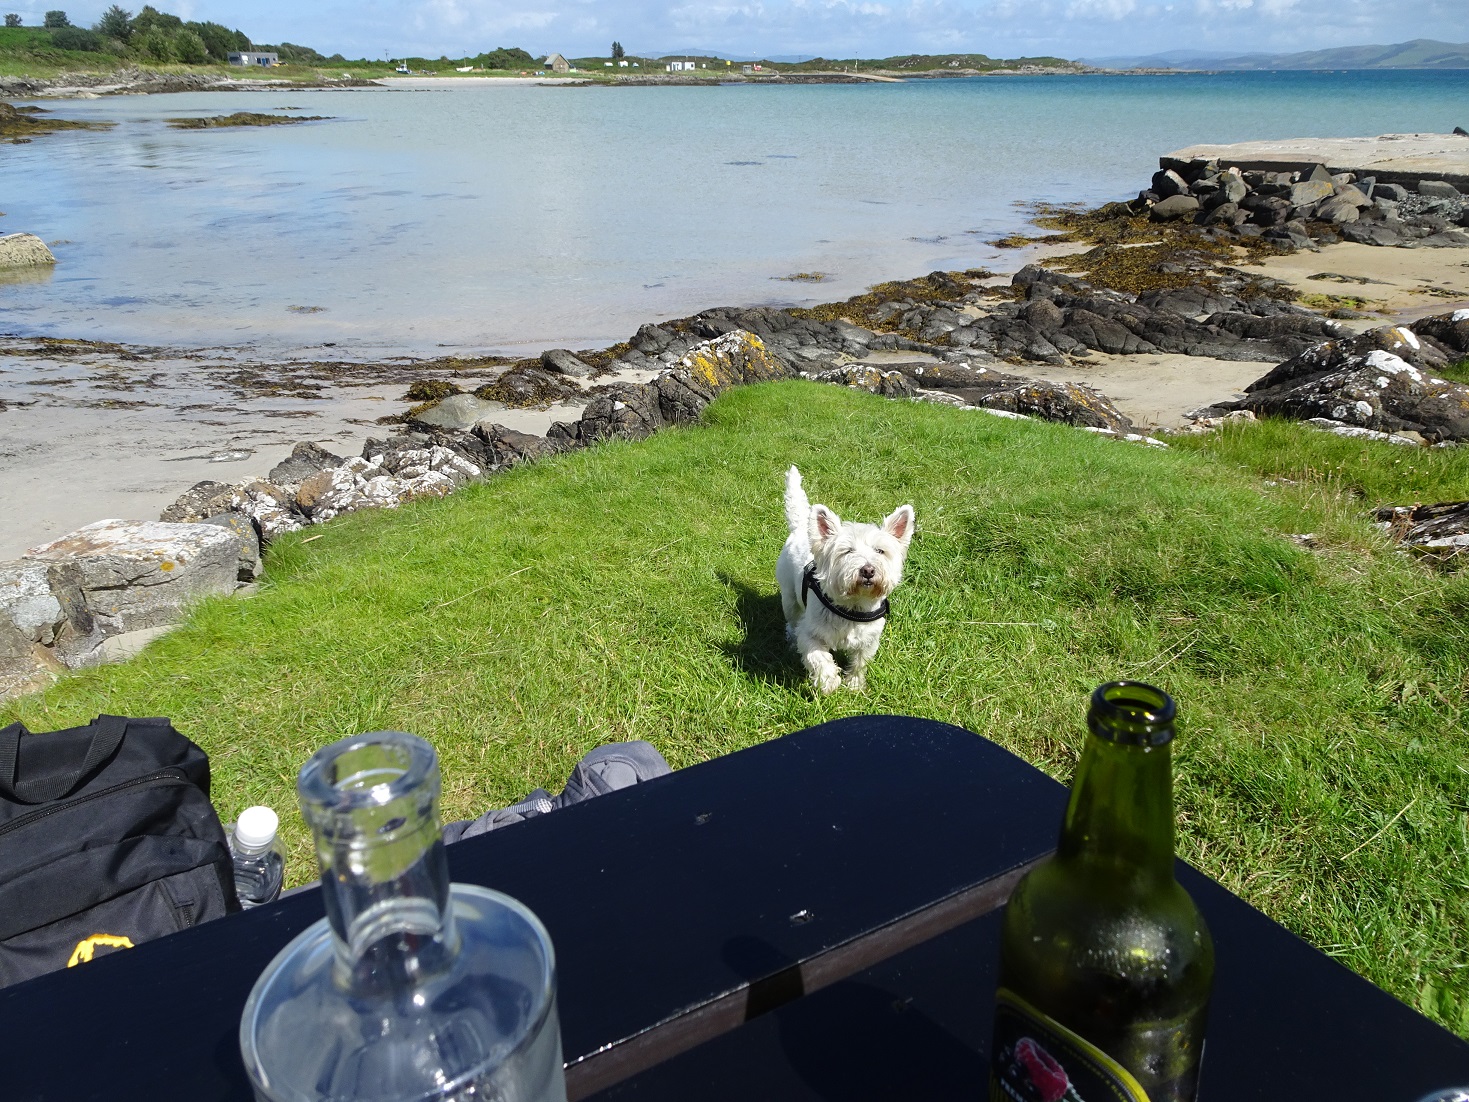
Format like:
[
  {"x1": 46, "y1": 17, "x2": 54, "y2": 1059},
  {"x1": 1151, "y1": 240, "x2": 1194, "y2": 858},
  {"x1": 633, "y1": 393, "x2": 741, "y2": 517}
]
[{"x1": 1068, "y1": 0, "x2": 1137, "y2": 17}]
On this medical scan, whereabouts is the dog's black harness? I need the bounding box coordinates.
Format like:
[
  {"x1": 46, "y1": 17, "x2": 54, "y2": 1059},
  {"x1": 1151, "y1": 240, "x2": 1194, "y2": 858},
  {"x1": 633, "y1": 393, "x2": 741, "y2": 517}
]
[{"x1": 802, "y1": 563, "x2": 890, "y2": 623}]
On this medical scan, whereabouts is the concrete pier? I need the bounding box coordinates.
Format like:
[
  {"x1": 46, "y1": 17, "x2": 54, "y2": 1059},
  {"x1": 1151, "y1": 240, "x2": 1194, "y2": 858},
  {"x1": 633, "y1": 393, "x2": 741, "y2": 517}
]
[{"x1": 1162, "y1": 133, "x2": 1469, "y2": 191}]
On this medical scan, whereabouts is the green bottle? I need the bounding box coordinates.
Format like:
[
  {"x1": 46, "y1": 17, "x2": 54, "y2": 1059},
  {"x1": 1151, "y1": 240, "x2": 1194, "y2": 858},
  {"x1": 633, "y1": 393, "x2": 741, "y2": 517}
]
[{"x1": 991, "y1": 682, "x2": 1214, "y2": 1102}]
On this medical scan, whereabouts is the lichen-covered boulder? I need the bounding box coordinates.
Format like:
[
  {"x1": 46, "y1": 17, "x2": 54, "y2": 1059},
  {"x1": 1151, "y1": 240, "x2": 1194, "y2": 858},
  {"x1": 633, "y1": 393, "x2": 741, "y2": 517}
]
[
  {"x1": 892, "y1": 360, "x2": 1134, "y2": 432},
  {"x1": 650, "y1": 369, "x2": 718, "y2": 426},
  {"x1": 199, "y1": 513, "x2": 262, "y2": 582},
  {"x1": 676, "y1": 329, "x2": 790, "y2": 391},
  {"x1": 294, "y1": 467, "x2": 360, "y2": 520},
  {"x1": 296, "y1": 446, "x2": 479, "y2": 522},
  {"x1": 231, "y1": 480, "x2": 304, "y2": 543},
  {"x1": 24, "y1": 519, "x2": 244, "y2": 638},
  {"x1": 982, "y1": 380, "x2": 1135, "y2": 431},
  {"x1": 809, "y1": 364, "x2": 918, "y2": 399},
  {"x1": 0, "y1": 561, "x2": 80, "y2": 698},
  {"x1": 1411, "y1": 310, "x2": 1469, "y2": 358},
  {"x1": 0, "y1": 232, "x2": 55, "y2": 268},
  {"x1": 1225, "y1": 324, "x2": 1469, "y2": 442},
  {"x1": 160, "y1": 480, "x2": 237, "y2": 523},
  {"x1": 1243, "y1": 325, "x2": 1447, "y2": 393},
  {"x1": 266, "y1": 441, "x2": 344, "y2": 487},
  {"x1": 550, "y1": 331, "x2": 791, "y2": 443}
]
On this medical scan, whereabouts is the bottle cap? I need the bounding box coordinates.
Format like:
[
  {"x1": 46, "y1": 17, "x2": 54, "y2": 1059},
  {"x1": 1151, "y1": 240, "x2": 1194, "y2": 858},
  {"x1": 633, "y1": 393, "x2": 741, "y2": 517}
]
[{"x1": 235, "y1": 805, "x2": 280, "y2": 849}]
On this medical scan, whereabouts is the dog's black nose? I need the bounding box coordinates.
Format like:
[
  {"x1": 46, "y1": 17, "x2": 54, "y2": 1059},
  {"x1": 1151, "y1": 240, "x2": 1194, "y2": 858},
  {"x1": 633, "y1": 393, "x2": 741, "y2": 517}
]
[{"x1": 859, "y1": 565, "x2": 876, "y2": 582}]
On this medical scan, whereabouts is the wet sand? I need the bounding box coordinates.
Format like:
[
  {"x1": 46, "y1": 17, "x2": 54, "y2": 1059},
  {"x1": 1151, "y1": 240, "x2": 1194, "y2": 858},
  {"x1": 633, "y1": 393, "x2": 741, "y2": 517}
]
[{"x1": 0, "y1": 345, "x2": 592, "y2": 560}]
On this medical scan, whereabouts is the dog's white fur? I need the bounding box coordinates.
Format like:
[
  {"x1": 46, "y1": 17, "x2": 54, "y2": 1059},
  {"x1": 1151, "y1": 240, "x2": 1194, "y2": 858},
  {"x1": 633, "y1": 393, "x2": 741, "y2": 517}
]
[{"x1": 776, "y1": 466, "x2": 914, "y2": 694}]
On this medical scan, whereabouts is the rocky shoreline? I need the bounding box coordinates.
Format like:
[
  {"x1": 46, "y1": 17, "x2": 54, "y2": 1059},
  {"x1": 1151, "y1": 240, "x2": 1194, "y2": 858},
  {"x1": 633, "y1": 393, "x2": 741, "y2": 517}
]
[
  {"x1": 3, "y1": 146, "x2": 1469, "y2": 699},
  {"x1": 0, "y1": 60, "x2": 1180, "y2": 100},
  {"x1": 0, "y1": 67, "x2": 379, "y2": 99}
]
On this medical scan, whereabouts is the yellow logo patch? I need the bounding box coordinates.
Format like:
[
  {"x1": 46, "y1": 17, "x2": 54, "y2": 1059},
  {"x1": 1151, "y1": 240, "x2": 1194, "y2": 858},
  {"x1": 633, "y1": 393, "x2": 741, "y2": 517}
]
[{"x1": 67, "y1": 933, "x2": 136, "y2": 967}]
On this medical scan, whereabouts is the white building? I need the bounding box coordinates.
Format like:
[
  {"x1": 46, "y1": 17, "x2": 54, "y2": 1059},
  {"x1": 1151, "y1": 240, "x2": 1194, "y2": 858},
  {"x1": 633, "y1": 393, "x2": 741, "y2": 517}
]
[
  {"x1": 227, "y1": 51, "x2": 279, "y2": 67},
  {"x1": 665, "y1": 60, "x2": 696, "y2": 71}
]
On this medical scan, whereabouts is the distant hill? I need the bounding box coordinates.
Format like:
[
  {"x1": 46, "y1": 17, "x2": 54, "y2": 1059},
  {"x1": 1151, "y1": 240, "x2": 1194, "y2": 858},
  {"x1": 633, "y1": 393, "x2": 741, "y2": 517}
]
[
  {"x1": 1086, "y1": 38, "x2": 1469, "y2": 70},
  {"x1": 1082, "y1": 49, "x2": 1271, "y2": 69}
]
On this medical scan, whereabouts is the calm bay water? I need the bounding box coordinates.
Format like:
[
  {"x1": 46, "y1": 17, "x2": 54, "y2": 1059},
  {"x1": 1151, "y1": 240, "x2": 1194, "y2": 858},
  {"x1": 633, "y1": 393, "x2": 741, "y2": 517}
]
[{"x1": 3, "y1": 69, "x2": 1466, "y2": 357}]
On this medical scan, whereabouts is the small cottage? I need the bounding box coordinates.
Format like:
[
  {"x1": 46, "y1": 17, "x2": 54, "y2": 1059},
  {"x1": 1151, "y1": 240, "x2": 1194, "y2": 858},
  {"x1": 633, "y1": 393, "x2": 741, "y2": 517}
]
[{"x1": 544, "y1": 53, "x2": 570, "y2": 73}]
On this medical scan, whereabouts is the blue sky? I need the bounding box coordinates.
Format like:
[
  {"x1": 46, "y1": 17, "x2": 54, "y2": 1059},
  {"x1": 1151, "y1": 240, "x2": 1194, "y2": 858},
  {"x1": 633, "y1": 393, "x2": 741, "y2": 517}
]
[{"x1": 15, "y1": 0, "x2": 1469, "y2": 62}]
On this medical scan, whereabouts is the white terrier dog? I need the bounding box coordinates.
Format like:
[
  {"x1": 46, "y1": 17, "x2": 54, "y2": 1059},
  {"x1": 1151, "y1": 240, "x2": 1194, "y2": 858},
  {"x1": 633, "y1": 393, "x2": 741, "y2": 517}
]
[{"x1": 776, "y1": 466, "x2": 914, "y2": 694}]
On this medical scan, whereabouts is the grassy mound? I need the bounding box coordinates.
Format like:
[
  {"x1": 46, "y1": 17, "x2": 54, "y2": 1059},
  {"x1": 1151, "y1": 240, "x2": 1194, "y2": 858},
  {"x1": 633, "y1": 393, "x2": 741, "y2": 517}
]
[{"x1": 3, "y1": 381, "x2": 1465, "y2": 1034}]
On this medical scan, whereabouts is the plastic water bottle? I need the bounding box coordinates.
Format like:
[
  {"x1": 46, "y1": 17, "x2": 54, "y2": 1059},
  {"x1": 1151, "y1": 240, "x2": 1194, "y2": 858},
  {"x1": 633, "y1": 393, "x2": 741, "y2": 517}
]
[
  {"x1": 227, "y1": 805, "x2": 285, "y2": 908},
  {"x1": 239, "y1": 730, "x2": 567, "y2": 1102}
]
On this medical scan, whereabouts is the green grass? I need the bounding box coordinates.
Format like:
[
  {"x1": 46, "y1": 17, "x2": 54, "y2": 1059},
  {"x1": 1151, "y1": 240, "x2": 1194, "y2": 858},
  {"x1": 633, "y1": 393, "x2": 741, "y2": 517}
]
[
  {"x1": 2, "y1": 382, "x2": 1466, "y2": 1035},
  {"x1": 1441, "y1": 359, "x2": 1469, "y2": 387},
  {"x1": 1171, "y1": 414, "x2": 1469, "y2": 507}
]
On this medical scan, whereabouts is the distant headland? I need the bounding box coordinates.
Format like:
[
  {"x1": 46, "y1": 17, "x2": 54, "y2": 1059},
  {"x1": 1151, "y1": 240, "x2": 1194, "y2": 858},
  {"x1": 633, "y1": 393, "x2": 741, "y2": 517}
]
[{"x1": 3, "y1": 5, "x2": 1465, "y2": 97}]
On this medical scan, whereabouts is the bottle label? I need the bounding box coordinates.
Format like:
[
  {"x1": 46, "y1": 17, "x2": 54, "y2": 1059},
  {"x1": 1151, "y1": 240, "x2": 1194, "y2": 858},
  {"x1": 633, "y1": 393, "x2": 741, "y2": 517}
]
[{"x1": 990, "y1": 988, "x2": 1150, "y2": 1102}]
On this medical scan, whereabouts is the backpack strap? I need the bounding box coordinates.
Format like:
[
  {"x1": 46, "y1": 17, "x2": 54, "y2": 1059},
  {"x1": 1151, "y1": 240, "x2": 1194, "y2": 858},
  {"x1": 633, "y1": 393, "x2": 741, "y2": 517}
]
[{"x1": 0, "y1": 715, "x2": 129, "y2": 804}]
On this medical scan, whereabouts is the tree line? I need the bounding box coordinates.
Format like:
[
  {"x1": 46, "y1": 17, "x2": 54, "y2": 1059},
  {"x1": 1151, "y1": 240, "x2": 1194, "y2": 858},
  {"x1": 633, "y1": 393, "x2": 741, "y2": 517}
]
[
  {"x1": 0, "y1": 5, "x2": 292, "y2": 64},
  {"x1": 1, "y1": 11, "x2": 616, "y2": 71}
]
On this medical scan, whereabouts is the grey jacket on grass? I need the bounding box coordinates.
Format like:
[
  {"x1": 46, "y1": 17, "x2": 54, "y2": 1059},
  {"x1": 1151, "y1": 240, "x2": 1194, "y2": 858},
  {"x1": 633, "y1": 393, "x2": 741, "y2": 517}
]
[{"x1": 440, "y1": 740, "x2": 672, "y2": 843}]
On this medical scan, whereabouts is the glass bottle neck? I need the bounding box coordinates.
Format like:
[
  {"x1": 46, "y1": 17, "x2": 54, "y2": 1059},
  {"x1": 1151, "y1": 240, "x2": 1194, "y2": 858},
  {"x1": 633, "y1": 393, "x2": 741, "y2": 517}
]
[
  {"x1": 299, "y1": 731, "x2": 459, "y2": 995},
  {"x1": 1056, "y1": 731, "x2": 1176, "y2": 881},
  {"x1": 319, "y1": 831, "x2": 458, "y2": 993}
]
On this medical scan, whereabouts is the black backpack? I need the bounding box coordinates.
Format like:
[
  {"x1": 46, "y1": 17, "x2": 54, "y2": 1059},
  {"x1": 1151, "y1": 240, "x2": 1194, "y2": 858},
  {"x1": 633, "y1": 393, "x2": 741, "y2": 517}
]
[{"x1": 0, "y1": 714, "x2": 239, "y2": 989}]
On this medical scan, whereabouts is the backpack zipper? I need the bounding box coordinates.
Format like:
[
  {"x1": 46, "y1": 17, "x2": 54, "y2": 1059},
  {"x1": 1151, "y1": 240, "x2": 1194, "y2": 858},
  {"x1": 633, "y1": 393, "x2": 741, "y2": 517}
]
[{"x1": 0, "y1": 768, "x2": 190, "y2": 839}]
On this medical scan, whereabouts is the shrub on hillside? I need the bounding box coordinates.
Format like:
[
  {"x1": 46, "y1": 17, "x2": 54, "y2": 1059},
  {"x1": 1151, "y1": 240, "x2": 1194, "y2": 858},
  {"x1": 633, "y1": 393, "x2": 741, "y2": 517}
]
[
  {"x1": 473, "y1": 46, "x2": 535, "y2": 70},
  {"x1": 136, "y1": 24, "x2": 171, "y2": 60},
  {"x1": 50, "y1": 24, "x2": 102, "y2": 50},
  {"x1": 171, "y1": 26, "x2": 206, "y2": 63},
  {"x1": 187, "y1": 20, "x2": 248, "y2": 62}
]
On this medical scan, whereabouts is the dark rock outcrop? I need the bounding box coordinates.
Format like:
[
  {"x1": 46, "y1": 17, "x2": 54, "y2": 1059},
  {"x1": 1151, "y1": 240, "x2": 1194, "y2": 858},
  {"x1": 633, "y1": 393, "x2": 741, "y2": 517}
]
[
  {"x1": 1376, "y1": 501, "x2": 1469, "y2": 566},
  {"x1": 541, "y1": 348, "x2": 594, "y2": 378},
  {"x1": 266, "y1": 441, "x2": 344, "y2": 487},
  {"x1": 1222, "y1": 319, "x2": 1469, "y2": 443},
  {"x1": 890, "y1": 361, "x2": 1133, "y2": 432},
  {"x1": 159, "y1": 480, "x2": 237, "y2": 523},
  {"x1": 550, "y1": 329, "x2": 792, "y2": 446}
]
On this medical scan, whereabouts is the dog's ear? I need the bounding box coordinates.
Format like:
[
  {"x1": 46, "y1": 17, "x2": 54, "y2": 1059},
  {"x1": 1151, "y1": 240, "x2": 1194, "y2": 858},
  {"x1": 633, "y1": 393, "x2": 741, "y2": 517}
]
[
  {"x1": 809, "y1": 504, "x2": 841, "y2": 547},
  {"x1": 883, "y1": 505, "x2": 915, "y2": 547}
]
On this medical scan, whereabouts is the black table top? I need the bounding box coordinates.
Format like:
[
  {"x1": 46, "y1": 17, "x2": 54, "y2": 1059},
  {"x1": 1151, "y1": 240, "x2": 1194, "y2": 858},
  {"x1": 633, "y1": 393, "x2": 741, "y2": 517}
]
[
  {"x1": 1, "y1": 714, "x2": 1465, "y2": 1102},
  {"x1": 590, "y1": 862, "x2": 1469, "y2": 1101},
  {"x1": 0, "y1": 714, "x2": 1064, "y2": 1101}
]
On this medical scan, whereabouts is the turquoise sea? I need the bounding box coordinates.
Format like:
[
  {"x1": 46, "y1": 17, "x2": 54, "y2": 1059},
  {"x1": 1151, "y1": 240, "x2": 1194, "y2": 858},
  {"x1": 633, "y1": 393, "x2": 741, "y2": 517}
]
[{"x1": 3, "y1": 69, "x2": 1467, "y2": 356}]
